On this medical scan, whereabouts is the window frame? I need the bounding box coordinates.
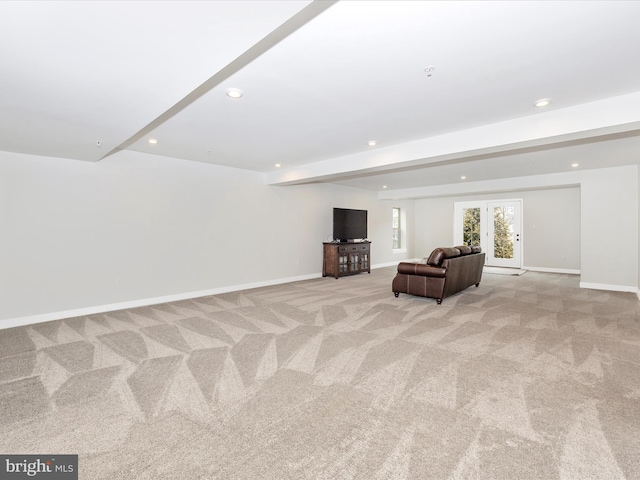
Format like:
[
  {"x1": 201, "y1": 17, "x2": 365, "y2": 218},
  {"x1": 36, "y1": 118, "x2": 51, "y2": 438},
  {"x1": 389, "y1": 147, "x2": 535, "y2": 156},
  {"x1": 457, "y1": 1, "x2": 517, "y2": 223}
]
[{"x1": 392, "y1": 207, "x2": 401, "y2": 249}]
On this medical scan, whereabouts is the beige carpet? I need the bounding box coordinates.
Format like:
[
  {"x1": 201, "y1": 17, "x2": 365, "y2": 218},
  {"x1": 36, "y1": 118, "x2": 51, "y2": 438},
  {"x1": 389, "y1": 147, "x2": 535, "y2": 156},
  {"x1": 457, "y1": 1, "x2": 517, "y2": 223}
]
[{"x1": 1, "y1": 268, "x2": 640, "y2": 479}]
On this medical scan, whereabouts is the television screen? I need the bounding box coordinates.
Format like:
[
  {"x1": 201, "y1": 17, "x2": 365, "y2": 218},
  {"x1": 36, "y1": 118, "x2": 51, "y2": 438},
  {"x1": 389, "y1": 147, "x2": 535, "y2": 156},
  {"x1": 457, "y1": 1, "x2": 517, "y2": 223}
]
[{"x1": 333, "y1": 208, "x2": 367, "y2": 242}]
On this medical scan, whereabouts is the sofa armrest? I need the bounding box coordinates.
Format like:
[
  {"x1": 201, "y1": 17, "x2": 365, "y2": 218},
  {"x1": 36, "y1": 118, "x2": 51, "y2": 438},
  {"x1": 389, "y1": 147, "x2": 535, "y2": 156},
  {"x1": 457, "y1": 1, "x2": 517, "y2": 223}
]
[{"x1": 397, "y1": 262, "x2": 446, "y2": 278}]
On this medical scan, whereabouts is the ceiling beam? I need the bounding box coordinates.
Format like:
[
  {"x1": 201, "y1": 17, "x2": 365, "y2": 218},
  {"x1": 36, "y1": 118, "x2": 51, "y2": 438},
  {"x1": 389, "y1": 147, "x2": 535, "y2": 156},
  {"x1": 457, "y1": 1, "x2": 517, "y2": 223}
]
[
  {"x1": 266, "y1": 92, "x2": 640, "y2": 186},
  {"x1": 100, "y1": 0, "x2": 338, "y2": 161}
]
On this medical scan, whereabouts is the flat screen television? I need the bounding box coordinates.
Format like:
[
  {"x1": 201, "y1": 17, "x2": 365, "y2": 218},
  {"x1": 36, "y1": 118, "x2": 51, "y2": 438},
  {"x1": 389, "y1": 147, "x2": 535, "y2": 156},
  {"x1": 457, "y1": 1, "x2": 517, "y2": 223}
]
[{"x1": 333, "y1": 208, "x2": 367, "y2": 242}]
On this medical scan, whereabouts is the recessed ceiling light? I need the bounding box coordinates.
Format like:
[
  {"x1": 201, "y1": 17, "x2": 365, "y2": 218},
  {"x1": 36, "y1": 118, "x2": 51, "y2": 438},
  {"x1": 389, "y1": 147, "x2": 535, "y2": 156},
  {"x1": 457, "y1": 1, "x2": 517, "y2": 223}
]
[
  {"x1": 368, "y1": 140, "x2": 377, "y2": 146},
  {"x1": 571, "y1": 163, "x2": 579, "y2": 167},
  {"x1": 148, "y1": 138, "x2": 158, "y2": 144},
  {"x1": 534, "y1": 98, "x2": 551, "y2": 107},
  {"x1": 460, "y1": 176, "x2": 467, "y2": 180},
  {"x1": 382, "y1": 185, "x2": 387, "y2": 189},
  {"x1": 274, "y1": 163, "x2": 281, "y2": 168},
  {"x1": 226, "y1": 88, "x2": 243, "y2": 99}
]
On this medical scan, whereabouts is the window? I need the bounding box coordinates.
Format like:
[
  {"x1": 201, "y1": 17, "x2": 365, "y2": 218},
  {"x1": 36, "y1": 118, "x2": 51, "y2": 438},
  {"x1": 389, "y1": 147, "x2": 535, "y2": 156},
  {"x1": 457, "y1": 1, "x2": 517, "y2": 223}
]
[
  {"x1": 462, "y1": 207, "x2": 481, "y2": 246},
  {"x1": 392, "y1": 207, "x2": 401, "y2": 249}
]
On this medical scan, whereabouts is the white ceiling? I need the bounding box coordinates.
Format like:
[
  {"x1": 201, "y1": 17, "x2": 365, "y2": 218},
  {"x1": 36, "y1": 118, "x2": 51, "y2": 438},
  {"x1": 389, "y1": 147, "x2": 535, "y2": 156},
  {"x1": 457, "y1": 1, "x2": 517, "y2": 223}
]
[{"x1": 2, "y1": 1, "x2": 640, "y2": 194}]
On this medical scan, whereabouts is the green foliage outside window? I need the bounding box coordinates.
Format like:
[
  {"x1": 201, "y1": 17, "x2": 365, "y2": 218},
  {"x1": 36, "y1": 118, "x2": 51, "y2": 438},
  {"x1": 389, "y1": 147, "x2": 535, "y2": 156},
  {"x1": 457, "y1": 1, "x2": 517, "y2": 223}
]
[
  {"x1": 462, "y1": 208, "x2": 480, "y2": 246},
  {"x1": 493, "y1": 207, "x2": 514, "y2": 259},
  {"x1": 462, "y1": 206, "x2": 514, "y2": 258}
]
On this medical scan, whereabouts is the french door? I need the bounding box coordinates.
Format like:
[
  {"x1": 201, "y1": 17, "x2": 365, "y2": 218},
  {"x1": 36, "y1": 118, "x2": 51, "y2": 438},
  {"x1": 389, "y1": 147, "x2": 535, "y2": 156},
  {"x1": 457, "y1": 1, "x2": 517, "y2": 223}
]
[{"x1": 454, "y1": 199, "x2": 522, "y2": 268}]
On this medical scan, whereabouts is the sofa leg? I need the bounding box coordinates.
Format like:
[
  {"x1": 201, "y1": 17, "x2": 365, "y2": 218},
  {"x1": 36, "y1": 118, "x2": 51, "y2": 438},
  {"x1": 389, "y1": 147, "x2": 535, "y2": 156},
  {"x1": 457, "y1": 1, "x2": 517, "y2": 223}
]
[
  {"x1": 436, "y1": 299, "x2": 442, "y2": 305},
  {"x1": 475, "y1": 283, "x2": 480, "y2": 287},
  {"x1": 394, "y1": 292, "x2": 399, "y2": 298}
]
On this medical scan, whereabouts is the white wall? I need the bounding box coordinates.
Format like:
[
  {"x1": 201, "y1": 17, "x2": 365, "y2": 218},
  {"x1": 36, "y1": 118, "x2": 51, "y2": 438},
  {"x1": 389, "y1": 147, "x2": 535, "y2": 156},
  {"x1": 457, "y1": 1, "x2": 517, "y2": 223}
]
[
  {"x1": 413, "y1": 196, "x2": 456, "y2": 256},
  {"x1": 410, "y1": 166, "x2": 639, "y2": 292},
  {"x1": 412, "y1": 188, "x2": 581, "y2": 270},
  {"x1": 518, "y1": 188, "x2": 581, "y2": 271},
  {"x1": 2, "y1": 150, "x2": 636, "y2": 325},
  {"x1": 580, "y1": 166, "x2": 638, "y2": 290},
  {"x1": 0, "y1": 150, "x2": 412, "y2": 324}
]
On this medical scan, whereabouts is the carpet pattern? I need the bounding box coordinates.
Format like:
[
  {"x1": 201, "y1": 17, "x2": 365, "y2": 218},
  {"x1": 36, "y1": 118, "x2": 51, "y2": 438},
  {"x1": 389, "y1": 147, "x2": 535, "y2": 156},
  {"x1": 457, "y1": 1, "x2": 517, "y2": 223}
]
[{"x1": 1, "y1": 268, "x2": 640, "y2": 479}]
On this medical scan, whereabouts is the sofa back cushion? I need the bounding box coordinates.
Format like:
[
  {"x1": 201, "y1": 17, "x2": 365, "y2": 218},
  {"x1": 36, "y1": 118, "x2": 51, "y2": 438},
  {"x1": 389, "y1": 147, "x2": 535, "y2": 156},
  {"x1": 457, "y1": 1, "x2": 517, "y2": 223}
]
[
  {"x1": 455, "y1": 245, "x2": 472, "y2": 255},
  {"x1": 427, "y1": 247, "x2": 461, "y2": 266}
]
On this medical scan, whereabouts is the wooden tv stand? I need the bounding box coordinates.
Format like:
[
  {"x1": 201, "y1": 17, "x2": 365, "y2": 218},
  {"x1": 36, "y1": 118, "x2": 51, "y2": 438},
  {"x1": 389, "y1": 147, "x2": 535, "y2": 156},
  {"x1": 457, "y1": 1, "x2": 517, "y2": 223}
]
[{"x1": 322, "y1": 241, "x2": 371, "y2": 279}]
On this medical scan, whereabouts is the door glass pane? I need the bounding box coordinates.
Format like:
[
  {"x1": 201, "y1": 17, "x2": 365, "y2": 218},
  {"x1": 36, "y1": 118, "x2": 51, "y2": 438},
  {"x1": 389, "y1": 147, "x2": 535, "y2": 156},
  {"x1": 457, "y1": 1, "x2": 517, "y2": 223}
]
[
  {"x1": 493, "y1": 206, "x2": 514, "y2": 259},
  {"x1": 462, "y1": 208, "x2": 481, "y2": 246}
]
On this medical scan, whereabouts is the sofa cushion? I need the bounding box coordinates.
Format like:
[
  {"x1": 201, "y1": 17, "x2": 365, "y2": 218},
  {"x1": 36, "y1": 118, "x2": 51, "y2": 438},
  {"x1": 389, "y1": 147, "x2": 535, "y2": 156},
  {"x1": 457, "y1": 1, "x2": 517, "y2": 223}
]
[
  {"x1": 470, "y1": 245, "x2": 482, "y2": 253},
  {"x1": 397, "y1": 262, "x2": 446, "y2": 278},
  {"x1": 455, "y1": 245, "x2": 472, "y2": 255},
  {"x1": 427, "y1": 247, "x2": 461, "y2": 266}
]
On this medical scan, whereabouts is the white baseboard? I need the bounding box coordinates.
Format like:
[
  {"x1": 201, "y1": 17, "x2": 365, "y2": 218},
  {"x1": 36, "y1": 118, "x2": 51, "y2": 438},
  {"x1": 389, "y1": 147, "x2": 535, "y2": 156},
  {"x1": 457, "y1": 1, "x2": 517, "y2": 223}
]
[
  {"x1": 0, "y1": 272, "x2": 323, "y2": 330},
  {"x1": 1, "y1": 262, "x2": 421, "y2": 330},
  {"x1": 8, "y1": 265, "x2": 632, "y2": 330},
  {"x1": 580, "y1": 282, "x2": 639, "y2": 294},
  {"x1": 372, "y1": 260, "x2": 412, "y2": 269},
  {"x1": 523, "y1": 268, "x2": 638, "y2": 298},
  {"x1": 523, "y1": 266, "x2": 581, "y2": 275}
]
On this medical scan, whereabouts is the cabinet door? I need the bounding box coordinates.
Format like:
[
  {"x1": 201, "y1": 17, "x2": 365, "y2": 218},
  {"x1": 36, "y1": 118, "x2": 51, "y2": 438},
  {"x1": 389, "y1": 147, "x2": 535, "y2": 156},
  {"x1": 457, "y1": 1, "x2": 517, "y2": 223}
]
[
  {"x1": 359, "y1": 252, "x2": 369, "y2": 270},
  {"x1": 348, "y1": 253, "x2": 359, "y2": 272},
  {"x1": 338, "y1": 253, "x2": 349, "y2": 273}
]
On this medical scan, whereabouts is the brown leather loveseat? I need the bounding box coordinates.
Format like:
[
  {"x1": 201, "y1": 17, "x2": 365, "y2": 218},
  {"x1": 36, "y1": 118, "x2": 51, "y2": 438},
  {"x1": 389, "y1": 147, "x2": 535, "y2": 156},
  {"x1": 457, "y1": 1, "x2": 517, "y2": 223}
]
[{"x1": 392, "y1": 246, "x2": 485, "y2": 304}]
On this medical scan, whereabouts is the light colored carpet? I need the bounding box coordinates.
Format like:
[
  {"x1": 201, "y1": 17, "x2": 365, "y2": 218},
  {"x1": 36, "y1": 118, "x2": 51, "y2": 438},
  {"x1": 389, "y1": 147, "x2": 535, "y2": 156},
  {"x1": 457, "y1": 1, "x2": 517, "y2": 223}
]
[
  {"x1": 483, "y1": 266, "x2": 528, "y2": 276},
  {"x1": 1, "y1": 268, "x2": 639, "y2": 479}
]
